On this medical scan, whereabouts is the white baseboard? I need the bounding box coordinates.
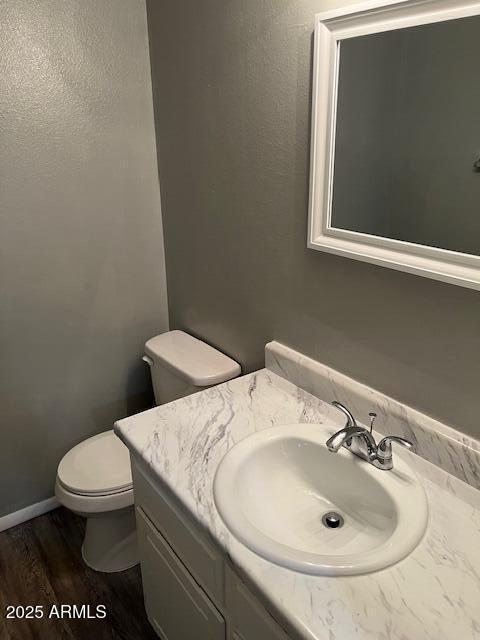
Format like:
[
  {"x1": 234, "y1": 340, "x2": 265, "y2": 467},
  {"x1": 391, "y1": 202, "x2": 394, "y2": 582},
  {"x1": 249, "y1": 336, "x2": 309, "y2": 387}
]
[{"x1": 0, "y1": 496, "x2": 60, "y2": 532}]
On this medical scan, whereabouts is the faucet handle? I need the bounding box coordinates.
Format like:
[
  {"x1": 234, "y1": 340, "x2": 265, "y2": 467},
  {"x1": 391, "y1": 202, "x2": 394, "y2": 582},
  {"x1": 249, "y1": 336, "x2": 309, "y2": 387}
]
[
  {"x1": 331, "y1": 401, "x2": 357, "y2": 428},
  {"x1": 376, "y1": 436, "x2": 414, "y2": 469}
]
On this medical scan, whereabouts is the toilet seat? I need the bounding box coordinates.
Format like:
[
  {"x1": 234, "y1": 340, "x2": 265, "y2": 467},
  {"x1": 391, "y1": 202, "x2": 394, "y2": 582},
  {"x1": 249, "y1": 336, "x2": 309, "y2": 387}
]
[
  {"x1": 55, "y1": 478, "x2": 133, "y2": 514},
  {"x1": 57, "y1": 430, "x2": 132, "y2": 497}
]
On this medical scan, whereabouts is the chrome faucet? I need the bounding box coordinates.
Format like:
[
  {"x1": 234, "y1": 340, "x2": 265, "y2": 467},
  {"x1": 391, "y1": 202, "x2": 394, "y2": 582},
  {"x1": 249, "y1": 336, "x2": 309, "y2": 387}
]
[
  {"x1": 326, "y1": 423, "x2": 378, "y2": 462},
  {"x1": 331, "y1": 400, "x2": 357, "y2": 428},
  {"x1": 375, "y1": 435, "x2": 414, "y2": 470},
  {"x1": 326, "y1": 401, "x2": 414, "y2": 470}
]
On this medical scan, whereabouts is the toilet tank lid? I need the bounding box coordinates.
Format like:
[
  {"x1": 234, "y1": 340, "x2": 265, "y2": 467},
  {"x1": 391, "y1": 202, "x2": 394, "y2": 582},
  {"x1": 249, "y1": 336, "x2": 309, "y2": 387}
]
[{"x1": 145, "y1": 330, "x2": 241, "y2": 387}]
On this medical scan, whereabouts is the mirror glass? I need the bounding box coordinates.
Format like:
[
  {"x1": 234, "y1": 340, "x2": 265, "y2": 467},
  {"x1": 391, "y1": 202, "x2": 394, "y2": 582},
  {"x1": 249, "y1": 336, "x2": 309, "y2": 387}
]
[{"x1": 331, "y1": 15, "x2": 480, "y2": 256}]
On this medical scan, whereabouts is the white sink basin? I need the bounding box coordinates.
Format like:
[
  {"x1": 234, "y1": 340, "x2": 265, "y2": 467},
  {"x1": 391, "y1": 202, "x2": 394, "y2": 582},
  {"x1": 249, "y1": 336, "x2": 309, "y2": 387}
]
[{"x1": 214, "y1": 424, "x2": 428, "y2": 576}]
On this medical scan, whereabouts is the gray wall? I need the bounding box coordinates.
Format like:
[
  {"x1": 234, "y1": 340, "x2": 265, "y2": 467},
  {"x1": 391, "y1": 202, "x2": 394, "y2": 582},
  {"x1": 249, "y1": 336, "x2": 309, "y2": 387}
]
[
  {"x1": 147, "y1": 0, "x2": 480, "y2": 439},
  {"x1": 333, "y1": 17, "x2": 480, "y2": 255},
  {"x1": 0, "y1": 0, "x2": 168, "y2": 517}
]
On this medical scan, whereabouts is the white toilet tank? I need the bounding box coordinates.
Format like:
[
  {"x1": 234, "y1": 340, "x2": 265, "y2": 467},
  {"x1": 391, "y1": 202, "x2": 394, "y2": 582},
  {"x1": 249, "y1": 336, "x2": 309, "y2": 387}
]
[{"x1": 143, "y1": 330, "x2": 241, "y2": 405}]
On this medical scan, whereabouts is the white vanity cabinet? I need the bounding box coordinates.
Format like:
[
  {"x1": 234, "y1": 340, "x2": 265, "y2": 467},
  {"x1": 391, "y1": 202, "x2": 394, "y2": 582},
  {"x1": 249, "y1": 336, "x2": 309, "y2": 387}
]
[
  {"x1": 132, "y1": 457, "x2": 291, "y2": 640},
  {"x1": 225, "y1": 565, "x2": 288, "y2": 640},
  {"x1": 136, "y1": 508, "x2": 225, "y2": 640}
]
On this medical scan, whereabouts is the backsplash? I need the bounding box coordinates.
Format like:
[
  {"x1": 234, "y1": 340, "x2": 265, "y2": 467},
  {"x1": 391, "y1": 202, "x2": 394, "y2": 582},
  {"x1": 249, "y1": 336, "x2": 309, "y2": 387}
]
[{"x1": 266, "y1": 341, "x2": 480, "y2": 490}]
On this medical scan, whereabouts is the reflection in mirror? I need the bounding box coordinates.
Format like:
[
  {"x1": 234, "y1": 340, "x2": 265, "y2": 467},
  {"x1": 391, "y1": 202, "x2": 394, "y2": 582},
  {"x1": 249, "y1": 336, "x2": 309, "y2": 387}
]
[{"x1": 331, "y1": 16, "x2": 480, "y2": 256}]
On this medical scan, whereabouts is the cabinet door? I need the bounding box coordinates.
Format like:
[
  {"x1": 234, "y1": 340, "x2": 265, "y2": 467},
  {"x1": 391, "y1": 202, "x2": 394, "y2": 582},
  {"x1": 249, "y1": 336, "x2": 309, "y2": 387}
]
[
  {"x1": 137, "y1": 507, "x2": 225, "y2": 640},
  {"x1": 132, "y1": 456, "x2": 224, "y2": 608},
  {"x1": 226, "y1": 566, "x2": 289, "y2": 640}
]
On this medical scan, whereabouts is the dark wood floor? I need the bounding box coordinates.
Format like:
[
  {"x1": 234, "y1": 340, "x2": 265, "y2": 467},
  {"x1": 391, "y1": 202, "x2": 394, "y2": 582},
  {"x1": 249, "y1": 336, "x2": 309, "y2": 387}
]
[{"x1": 0, "y1": 508, "x2": 158, "y2": 640}]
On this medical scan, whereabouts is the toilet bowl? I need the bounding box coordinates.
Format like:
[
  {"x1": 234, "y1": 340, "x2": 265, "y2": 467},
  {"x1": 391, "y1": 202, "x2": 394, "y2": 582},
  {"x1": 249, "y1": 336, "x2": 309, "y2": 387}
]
[
  {"x1": 55, "y1": 330, "x2": 241, "y2": 573},
  {"x1": 55, "y1": 430, "x2": 136, "y2": 572}
]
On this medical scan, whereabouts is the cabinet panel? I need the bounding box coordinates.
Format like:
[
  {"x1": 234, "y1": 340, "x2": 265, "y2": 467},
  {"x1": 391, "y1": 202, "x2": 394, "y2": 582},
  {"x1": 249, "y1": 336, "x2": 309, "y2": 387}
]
[
  {"x1": 137, "y1": 507, "x2": 225, "y2": 640},
  {"x1": 132, "y1": 456, "x2": 224, "y2": 607},
  {"x1": 226, "y1": 566, "x2": 288, "y2": 640}
]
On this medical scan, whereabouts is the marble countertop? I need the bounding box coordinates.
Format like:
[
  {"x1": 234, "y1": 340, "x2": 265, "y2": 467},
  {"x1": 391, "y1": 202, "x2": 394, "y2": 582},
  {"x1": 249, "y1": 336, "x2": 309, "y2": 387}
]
[{"x1": 115, "y1": 370, "x2": 480, "y2": 640}]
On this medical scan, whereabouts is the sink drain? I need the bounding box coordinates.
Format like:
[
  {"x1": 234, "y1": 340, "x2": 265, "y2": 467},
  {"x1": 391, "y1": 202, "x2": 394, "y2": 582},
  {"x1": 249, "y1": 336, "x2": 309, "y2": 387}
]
[{"x1": 322, "y1": 511, "x2": 344, "y2": 529}]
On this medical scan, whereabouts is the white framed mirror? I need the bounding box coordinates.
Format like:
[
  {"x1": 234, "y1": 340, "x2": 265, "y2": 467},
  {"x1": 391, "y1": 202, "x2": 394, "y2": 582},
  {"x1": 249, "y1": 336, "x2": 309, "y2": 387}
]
[{"x1": 308, "y1": 0, "x2": 480, "y2": 290}]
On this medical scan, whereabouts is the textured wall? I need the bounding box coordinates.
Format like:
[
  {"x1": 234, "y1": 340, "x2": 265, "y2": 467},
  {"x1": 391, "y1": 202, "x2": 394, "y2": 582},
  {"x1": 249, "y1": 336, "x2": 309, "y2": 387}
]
[
  {"x1": 147, "y1": 0, "x2": 480, "y2": 439},
  {"x1": 0, "y1": 0, "x2": 168, "y2": 517}
]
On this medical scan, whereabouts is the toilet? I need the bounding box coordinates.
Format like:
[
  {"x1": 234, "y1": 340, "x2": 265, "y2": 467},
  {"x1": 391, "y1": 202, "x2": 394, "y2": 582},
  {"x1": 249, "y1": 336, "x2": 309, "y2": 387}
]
[{"x1": 55, "y1": 330, "x2": 241, "y2": 572}]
